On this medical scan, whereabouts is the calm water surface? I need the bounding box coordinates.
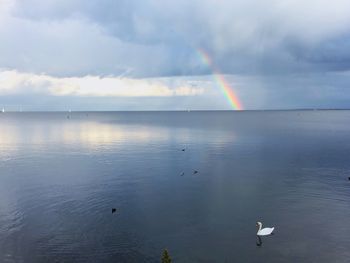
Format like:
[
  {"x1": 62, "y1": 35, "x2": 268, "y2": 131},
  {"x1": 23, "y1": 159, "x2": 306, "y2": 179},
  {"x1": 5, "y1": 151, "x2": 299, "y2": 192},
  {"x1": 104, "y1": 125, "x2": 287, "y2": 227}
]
[{"x1": 1, "y1": 111, "x2": 350, "y2": 262}]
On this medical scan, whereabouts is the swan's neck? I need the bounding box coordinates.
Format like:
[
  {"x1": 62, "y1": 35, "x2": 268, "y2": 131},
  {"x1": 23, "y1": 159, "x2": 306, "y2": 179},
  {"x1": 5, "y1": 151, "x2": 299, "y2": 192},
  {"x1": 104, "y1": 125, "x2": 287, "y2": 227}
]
[{"x1": 258, "y1": 224, "x2": 262, "y2": 231}]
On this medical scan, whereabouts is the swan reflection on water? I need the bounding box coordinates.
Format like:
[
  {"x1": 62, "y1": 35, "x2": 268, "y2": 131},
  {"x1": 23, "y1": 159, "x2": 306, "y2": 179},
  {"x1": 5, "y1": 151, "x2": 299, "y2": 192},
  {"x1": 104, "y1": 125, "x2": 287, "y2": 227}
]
[
  {"x1": 256, "y1": 233, "x2": 276, "y2": 247},
  {"x1": 256, "y1": 235, "x2": 263, "y2": 247}
]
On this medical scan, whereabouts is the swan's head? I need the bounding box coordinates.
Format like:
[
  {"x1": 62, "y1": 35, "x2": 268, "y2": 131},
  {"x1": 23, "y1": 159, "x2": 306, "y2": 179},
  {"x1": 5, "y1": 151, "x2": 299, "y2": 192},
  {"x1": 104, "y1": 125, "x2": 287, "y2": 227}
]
[{"x1": 256, "y1": 222, "x2": 262, "y2": 227}]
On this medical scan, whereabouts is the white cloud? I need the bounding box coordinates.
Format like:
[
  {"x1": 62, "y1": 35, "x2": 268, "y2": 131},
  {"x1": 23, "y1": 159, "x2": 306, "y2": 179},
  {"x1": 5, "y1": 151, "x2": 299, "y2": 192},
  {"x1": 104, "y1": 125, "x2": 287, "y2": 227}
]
[{"x1": 0, "y1": 70, "x2": 204, "y2": 97}]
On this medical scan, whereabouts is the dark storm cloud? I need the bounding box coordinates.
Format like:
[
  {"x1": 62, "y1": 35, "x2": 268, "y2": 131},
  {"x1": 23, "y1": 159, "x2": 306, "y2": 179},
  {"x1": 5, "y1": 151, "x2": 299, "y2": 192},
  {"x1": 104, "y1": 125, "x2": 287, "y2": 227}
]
[
  {"x1": 286, "y1": 34, "x2": 350, "y2": 72},
  {"x1": 3, "y1": 0, "x2": 350, "y2": 77}
]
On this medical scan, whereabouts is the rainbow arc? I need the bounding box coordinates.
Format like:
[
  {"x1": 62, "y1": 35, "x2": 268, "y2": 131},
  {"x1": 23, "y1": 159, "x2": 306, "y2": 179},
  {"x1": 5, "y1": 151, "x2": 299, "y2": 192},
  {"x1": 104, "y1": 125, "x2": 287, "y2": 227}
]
[{"x1": 197, "y1": 48, "x2": 243, "y2": 110}]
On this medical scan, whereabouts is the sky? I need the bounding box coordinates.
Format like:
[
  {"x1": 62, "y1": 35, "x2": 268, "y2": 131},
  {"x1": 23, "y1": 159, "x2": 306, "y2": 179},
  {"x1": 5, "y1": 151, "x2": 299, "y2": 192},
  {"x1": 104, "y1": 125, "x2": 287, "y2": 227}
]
[{"x1": 1, "y1": 0, "x2": 350, "y2": 110}]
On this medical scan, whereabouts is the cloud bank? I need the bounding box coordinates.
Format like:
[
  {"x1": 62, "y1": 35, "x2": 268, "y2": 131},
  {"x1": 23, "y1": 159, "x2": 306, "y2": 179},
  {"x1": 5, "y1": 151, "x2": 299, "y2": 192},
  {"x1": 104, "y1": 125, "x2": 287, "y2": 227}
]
[{"x1": 0, "y1": 70, "x2": 204, "y2": 97}]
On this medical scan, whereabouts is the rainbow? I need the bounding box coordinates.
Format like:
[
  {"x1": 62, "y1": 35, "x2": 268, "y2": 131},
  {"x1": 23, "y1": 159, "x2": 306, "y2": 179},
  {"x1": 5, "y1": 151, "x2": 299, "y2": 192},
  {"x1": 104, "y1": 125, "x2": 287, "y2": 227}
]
[{"x1": 196, "y1": 48, "x2": 243, "y2": 110}]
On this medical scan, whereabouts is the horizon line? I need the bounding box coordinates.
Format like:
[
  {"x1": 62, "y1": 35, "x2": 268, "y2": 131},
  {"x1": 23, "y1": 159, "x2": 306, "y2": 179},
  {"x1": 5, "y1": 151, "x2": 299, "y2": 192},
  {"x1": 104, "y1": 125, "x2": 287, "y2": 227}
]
[{"x1": 1, "y1": 108, "x2": 350, "y2": 113}]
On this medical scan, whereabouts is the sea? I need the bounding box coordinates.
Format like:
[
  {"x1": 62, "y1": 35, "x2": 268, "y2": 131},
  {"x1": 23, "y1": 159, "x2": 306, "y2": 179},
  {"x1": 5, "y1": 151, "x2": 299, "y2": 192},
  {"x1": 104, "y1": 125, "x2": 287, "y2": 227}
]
[{"x1": 1, "y1": 111, "x2": 350, "y2": 262}]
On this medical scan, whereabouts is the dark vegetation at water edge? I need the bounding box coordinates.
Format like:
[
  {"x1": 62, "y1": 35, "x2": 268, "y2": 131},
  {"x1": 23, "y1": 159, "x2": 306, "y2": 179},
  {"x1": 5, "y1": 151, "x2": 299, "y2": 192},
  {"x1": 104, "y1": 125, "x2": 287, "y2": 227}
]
[{"x1": 161, "y1": 249, "x2": 172, "y2": 263}]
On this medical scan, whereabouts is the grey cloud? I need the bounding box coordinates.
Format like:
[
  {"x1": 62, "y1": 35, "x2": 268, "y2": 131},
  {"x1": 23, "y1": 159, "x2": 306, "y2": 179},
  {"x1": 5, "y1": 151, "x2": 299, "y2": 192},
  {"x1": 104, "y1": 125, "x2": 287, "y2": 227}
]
[
  {"x1": 286, "y1": 34, "x2": 350, "y2": 72},
  {"x1": 6, "y1": 0, "x2": 350, "y2": 78}
]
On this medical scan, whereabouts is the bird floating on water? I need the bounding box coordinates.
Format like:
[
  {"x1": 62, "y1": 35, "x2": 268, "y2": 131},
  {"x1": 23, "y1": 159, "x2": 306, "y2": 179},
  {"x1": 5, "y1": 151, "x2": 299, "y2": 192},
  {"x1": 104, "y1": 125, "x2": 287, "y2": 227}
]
[
  {"x1": 181, "y1": 149, "x2": 185, "y2": 151},
  {"x1": 180, "y1": 172, "x2": 184, "y2": 176},
  {"x1": 193, "y1": 170, "x2": 198, "y2": 174},
  {"x1": 256, "y1": 222, "x2": 274, "y2": 236},
  {"x1": 112, "y1": 208, "x2": 117, "y2": 214}
]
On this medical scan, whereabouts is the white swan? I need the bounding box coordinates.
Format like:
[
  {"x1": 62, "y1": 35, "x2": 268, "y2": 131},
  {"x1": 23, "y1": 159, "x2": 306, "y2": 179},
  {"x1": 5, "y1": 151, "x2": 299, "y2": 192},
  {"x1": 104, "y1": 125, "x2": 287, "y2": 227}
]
[{"x1": 256, "y1": 222, "x2": 274, "y2": 236}]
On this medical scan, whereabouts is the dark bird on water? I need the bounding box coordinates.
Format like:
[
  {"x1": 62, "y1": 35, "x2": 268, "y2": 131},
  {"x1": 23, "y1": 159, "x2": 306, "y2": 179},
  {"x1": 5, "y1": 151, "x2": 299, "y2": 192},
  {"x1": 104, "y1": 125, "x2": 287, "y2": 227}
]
[
  {"x1": 180, "y1": 172, "x2": 184, "y2": 176},
  {"x1": 112, "y1": 208, "x2": 117, "y2": 214},
  {"x1": 348, "y1": 177, "x2": 350, "y2": 181},
  {"x1": 181, "y1": 149, "x2": 185, "y2": 151},
  {"x1": 193, "y1": 170, "x2": 198, "y2": 174}
]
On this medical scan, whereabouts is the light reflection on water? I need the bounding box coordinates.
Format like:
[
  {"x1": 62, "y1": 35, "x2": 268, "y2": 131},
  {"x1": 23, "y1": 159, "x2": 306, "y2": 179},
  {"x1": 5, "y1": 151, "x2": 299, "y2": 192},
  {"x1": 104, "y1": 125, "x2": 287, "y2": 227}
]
[
  {"x1": 0, "y1": 115, "x2": 236, "y2": 154},
  {"x1": 1, "y1": 111, "x2": 350, "y2": 262}
]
